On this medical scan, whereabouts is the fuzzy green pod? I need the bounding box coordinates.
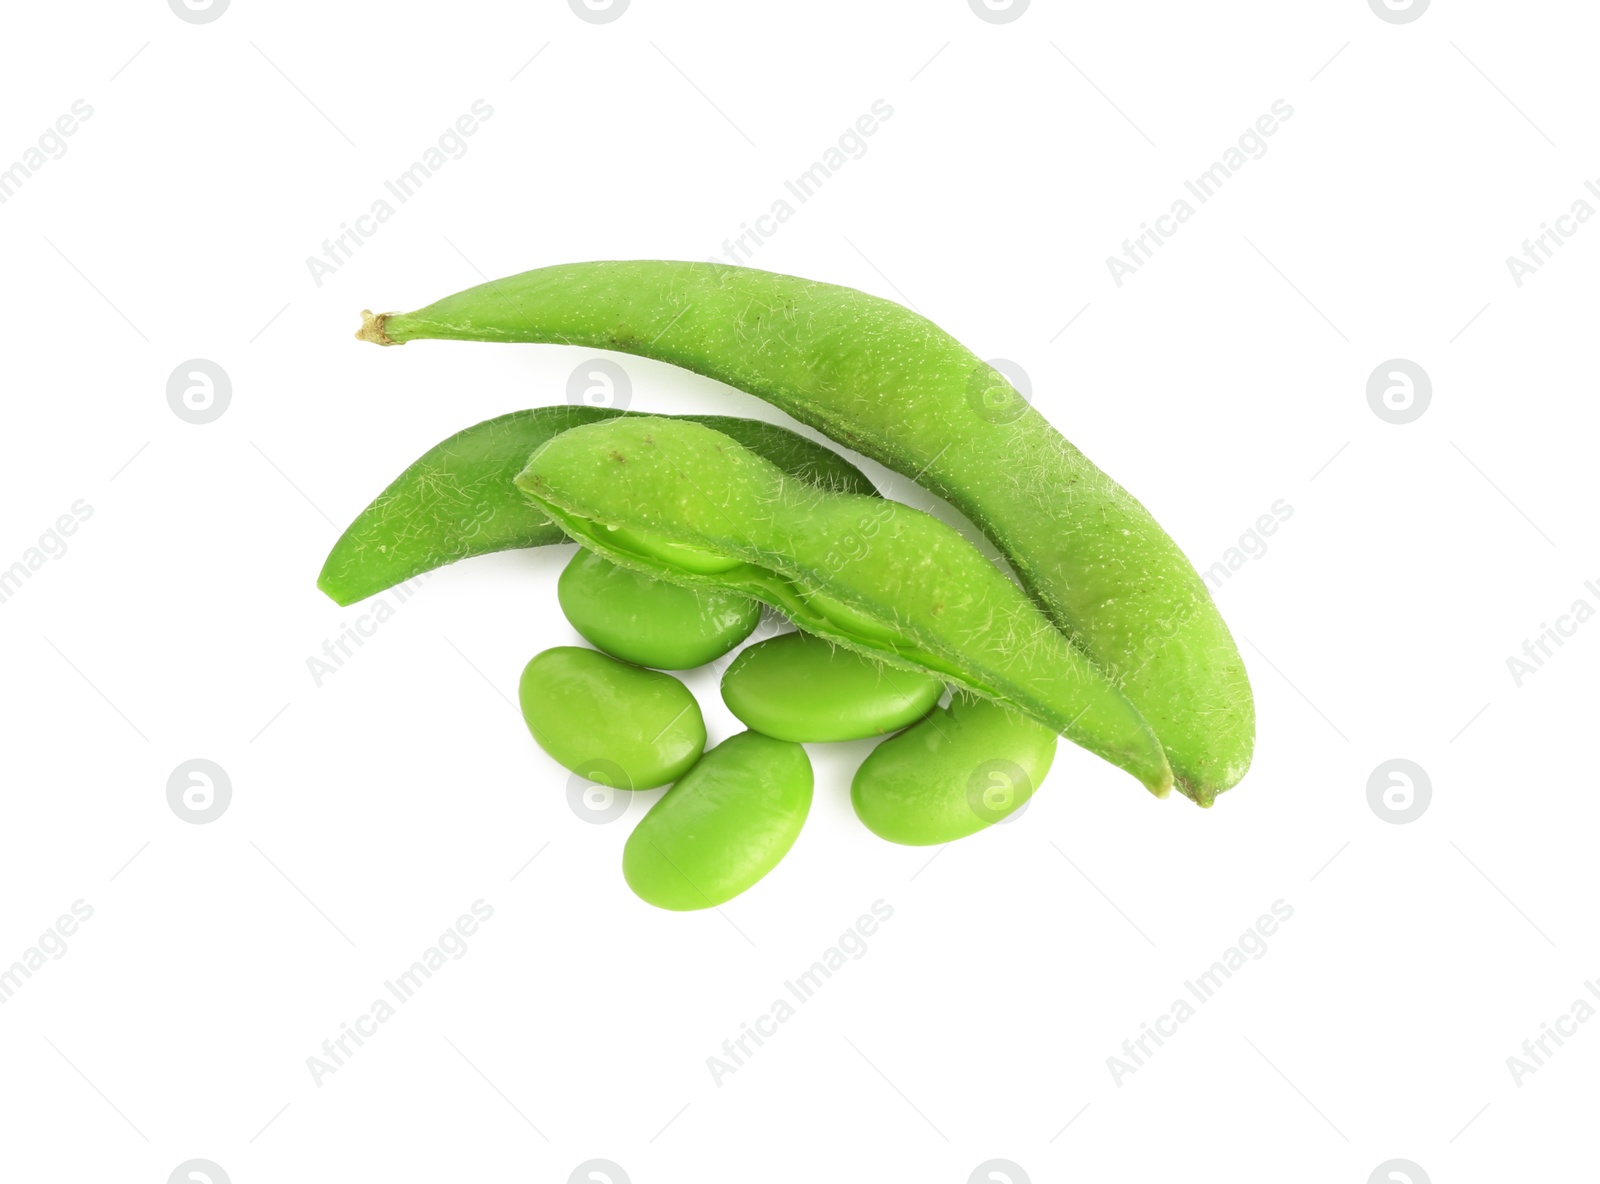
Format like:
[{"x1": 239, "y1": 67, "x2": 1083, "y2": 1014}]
[
  {"x1": 318, "y1": 407, "x2": 878, "y2": 607},
  {"x1": 358, "y1": 261, "x2": 1252, "y2": 804},
  {"x1": 514, "y1": 416, "x2": 1172, "y2": 797}
]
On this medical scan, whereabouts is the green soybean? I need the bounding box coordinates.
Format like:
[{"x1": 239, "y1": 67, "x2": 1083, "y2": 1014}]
[
  {"x1": 721, "y1": 632, "x2": 942, "y2": 742},
  {"x1": 559, "y1": 549, "x2": 760, "y2": 669},
  {"x1": 518, "y1": 646, "x2": 704, "y2": 789},
  {"x1": 852, "y1": 696, "x2": 1057, "y2": 845},
  {"x1": 623, "y1": 731, "x2": 813, "y2": 910},
  {"x1": 318, "y1": 407, "x2": 878, "y2": 607},
  {"x1": 358, "y1": 261, "x2": 1253, "y2": 804},
  {"x1": 514, "y1": 416, "x2": 1172, "y2": 796}
]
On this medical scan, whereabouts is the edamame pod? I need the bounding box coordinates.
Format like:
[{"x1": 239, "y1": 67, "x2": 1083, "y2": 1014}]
[
  {"x1": 720, "y1": 631, "x2": 942, "y2": 742},
  {"x1": 514, "y1": 416, "x2": 1173, "y2": 796},
  {"x1": 559, "y1": 549, "x2": 760, "y2": 669},
  {"x1": 359, "y1": 262, "x2": 1253, "y2": 804},
  {"x1": 317, "y1": 407, "x2": 878, "y2": 607},
  {"x1": 623, "y1": 731, "x2": 813, "y2": 910},
  {"x1": 518, "y1": 646, "x2": 705, "y2": 789},
  {"x1": 852, "y1": 695, "x2": 1057, "y2": 845}
]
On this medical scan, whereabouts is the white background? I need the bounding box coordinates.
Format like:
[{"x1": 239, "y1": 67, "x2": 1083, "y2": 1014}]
[{"x1": 1, "y1": 1, "x2": 1593, "y2": 1181}]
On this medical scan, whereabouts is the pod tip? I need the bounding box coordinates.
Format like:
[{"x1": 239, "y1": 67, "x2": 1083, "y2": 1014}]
[
  {"x1": 355, "y1": 309, "x2": 400, "y2": 346},
  {"x1": 1172, "y1": 777, "x2": 1218, "y2": 808}
]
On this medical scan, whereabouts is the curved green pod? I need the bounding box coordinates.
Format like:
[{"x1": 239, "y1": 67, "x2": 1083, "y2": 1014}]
[
  {"x1": 317, "y1": 407, "x2": 878, "y2": 607},
  {"x1": 624, "y1": 731, "x2": 813, "y2": 910},
  {"x1": 514, "y1": 416, "x2": 1173, "y2": 797},
  {"x1": 357, "y1": 261, "x2": 1252, "y2": 805}
]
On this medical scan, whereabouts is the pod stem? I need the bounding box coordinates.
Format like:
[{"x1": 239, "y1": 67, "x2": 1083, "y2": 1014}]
[{"x1": 355, "y1": 309, "x2": 401, "y2": 346}]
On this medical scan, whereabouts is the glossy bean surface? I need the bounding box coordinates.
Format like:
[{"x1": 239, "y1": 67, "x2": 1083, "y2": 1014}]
[
  {"x1": 623, "y1": 731, "x2": 812, "y2": 910},
  {"x1": 852, "y1": 695, "x2": 1057, "y2": 845},
  {"x1": 518, "y1": 646, "x2": 704, "y2": 789},
  {"x1": 560, "y1": 549, "x2": 760, "y2": 669},
  {"x1": 721, "y1": 631, "x2": 941, "y2": 742}
]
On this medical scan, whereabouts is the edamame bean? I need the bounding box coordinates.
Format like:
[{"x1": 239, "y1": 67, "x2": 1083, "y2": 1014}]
[
  {"x1": 721, "y1": 632, "x2": 941, "y2": 742},
  {"x1": 518, "y1": 646, "x2": 704, "y2": 789},
  {"x1": 357, "y1": 261, "x2": 1253, "y2": 804},
  {"x1": 515, "y1": 416, "x2": 1173, "y2": 796},
  {"x1": 623, "y1": 731, "x2": 812, "y2": 910},
  {"x1": 851, "y1": 696, "x2": 1057, "y2": 845},
  {"x1": 559, "y1": 549, "x2": 760, "y2": 669},
  {"x1": 318, "y1": 407, "x2": 878, "y2": 607}
]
